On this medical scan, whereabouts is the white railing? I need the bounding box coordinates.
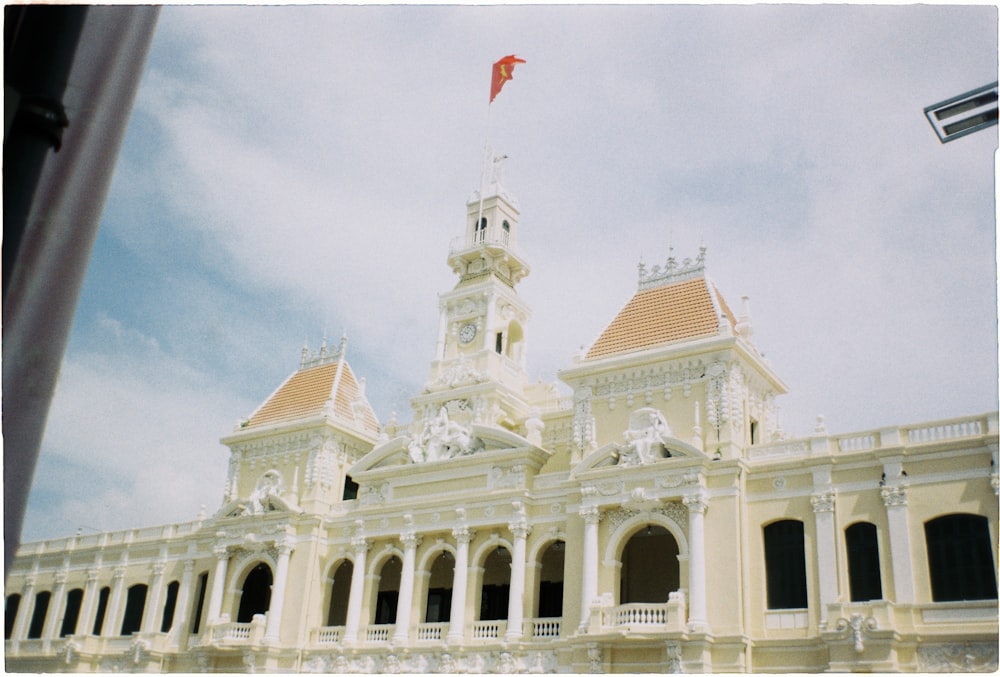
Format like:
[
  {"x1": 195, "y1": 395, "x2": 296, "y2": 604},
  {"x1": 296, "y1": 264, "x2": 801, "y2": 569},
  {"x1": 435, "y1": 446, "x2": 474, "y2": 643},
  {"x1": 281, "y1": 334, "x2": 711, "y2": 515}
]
[
  {"x1": 907, "y1": 419, "x2": 985, "y2": 444},
  {"x1": 837, "y1": 432, "x2": 878, "y2": 452},
  {"x1": 313, "y1": 626, "x2": 343, "y2": 645},
  {"x1": 471, "y1": 620, "x2": 506, "y2": 640},
  {"x1": 749, "y1": 413, "x2": 995, "y2": 461},
  {"x1": 415, "y1": 622, "x2": 448, "y2": 641},
  {"x1": 604, "y1": 603, "x2": 670, "y2": 627},
  {"x1": 211, "y1": 622, "x2": 252, "y2": 642},
  {"x1": 364, "y1": 625, "x2": 391, "y2": 643},
  {"x1": 525, "y1": 617, "x2": 561, "y2": 638}
]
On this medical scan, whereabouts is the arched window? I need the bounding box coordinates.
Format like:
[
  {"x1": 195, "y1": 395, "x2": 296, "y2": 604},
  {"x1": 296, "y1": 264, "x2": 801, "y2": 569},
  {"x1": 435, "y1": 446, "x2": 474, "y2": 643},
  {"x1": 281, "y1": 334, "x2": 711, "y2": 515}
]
[
  {"x1": 537, "y1": 541, "x2": 565, "y2": 618},
  {"x1": 845, "y1": 522, "x2": 882, "y2": 602},
  {"x1": 27, "y1": 590, "x2": 51, "y2": 639},
  {"x1": 191, "y1": 572, "x2": 208, "y2": 634},
  {"x1": 120, "y1": 584, "x2": 148, "y2": 635},
  {"x1": 480, "y1": 547, "x2": 511, "y2": 621},
  {"x1": 343, "y1": 475, "x2": 359, "y2": 500},
  {"x1": 60, "y1": 588, "x2": 84, "y2": 637},
  {"x1": 502, "y1": 220, "x2": 510, "y2": 232},
  {"x1": 374, "y1": 557, "x2": 401, "y2": 625},
  {"x1": 925, "y1": 514, "x2": 998, "y2": 602},
  {"x1": 763, "y1": 520, "x2": 808, "y2": 609},
  {"x1": 6, "y1": 594, "x2": 21, "y2": 639},
  {"x1": 620, "y1": 525, "x2": 679, "y2": 604},
  {"x1": 327, "y1": 561, "x2": 353, "y2": 626},
  {"x1": 424, "y1": 552, "x2": 454, "y2": 623},
  {"x1": 237, "y1": 563, "x2": 273, "y2": 623},
  {"x1": 160, "y1": 581, "x2": 180, "y2": 632},
  {"x1": 92, "y1": 586, "x2": 110, "y2": 635}
]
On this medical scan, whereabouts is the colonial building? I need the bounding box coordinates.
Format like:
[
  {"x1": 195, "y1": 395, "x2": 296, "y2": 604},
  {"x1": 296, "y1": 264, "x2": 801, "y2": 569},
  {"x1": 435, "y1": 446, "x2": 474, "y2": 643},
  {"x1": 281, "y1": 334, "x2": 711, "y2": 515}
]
[{"x1": 6, "y1": 159, "x2": 998, "y2": 673}]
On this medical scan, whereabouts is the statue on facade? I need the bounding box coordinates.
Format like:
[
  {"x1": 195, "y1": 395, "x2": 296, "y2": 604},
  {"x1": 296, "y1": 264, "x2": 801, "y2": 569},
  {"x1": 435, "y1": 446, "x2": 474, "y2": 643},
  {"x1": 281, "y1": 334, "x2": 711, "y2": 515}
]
[
  {"x1": 618, "y1": 408, "x2": 673, "y2": 466},
  {"x1": 407, "y1": 407, "x2": 477, "y2": 462}
]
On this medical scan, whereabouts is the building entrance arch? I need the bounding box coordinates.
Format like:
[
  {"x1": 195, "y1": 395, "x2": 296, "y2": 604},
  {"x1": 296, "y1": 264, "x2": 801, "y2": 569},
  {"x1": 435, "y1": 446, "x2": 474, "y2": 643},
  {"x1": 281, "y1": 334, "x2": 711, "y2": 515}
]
[
  {"x1": 619, "y1": 525, "x2": 680, "y2": 604},
  {"x1": 236, "y1": 562, "x2": 273, "y2": 623}
]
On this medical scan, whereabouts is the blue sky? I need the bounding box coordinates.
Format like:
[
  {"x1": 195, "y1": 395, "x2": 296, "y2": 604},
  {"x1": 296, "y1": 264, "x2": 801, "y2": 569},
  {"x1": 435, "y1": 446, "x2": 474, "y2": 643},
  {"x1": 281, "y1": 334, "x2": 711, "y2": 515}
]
[{"x1": 23, "y1": 4, "x2": 998, "y2": 541}]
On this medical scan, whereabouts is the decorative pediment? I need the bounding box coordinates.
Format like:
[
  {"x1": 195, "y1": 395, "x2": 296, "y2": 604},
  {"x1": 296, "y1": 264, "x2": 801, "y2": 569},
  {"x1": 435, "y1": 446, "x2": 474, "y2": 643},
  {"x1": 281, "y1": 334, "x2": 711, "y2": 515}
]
[
  {"x1": 352, "y1": 422, "x2": 539, "y2": 473},
  {"x1": 217, "y1": 469, "x2": 303, "y2": 518},
  {"x1": 572, "y1": 407, "x2": 707, "y2": 476}
]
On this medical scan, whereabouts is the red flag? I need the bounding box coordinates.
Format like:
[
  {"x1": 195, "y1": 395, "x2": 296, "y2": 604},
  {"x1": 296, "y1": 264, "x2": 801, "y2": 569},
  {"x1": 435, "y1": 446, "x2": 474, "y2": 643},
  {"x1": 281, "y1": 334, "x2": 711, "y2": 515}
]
[{"x1": 490, "y1": 54, "x2": 526, "y2": 103}]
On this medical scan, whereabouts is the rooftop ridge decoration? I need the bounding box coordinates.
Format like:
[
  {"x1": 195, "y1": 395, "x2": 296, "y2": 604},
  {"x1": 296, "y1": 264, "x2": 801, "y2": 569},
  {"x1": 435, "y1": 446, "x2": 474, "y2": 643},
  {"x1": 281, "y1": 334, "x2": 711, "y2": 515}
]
[
  {"x1": 638, "y1": 245, "x2": 707, "y2": 290},
  {"x1": 301, "y1": 333, "x2": 347, "y2": 369}
]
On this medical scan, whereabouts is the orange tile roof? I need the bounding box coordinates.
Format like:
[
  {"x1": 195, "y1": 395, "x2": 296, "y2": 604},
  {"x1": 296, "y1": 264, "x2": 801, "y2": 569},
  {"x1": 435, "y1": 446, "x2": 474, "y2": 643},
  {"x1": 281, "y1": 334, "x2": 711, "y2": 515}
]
[
  {"x1": 245, "y1": 359, "x2": 379, "y2": 435},
  {"x1": 585, "y1": 276, "x2": 736, "y2": 360}
]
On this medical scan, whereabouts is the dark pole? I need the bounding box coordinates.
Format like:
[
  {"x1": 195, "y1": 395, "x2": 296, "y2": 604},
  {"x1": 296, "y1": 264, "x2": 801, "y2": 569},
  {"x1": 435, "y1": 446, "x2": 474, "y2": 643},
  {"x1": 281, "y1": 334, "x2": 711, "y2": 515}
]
[{"x1": 3, "y1": 5, "x2": 89, "y2": 299}]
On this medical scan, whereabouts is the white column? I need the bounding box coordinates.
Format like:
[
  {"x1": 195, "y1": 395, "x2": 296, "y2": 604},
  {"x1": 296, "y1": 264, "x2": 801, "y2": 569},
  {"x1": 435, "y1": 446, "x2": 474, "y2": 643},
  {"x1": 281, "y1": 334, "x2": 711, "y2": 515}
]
[
  {"x1": 505, "y1": 520, "x2": 530, "y2": 641},
  {"x1": 435, "y1": 308, "x2": 448, "y2": 361},
  {"x1": 77, "y1": 567, "x2": 100, "y2": 637},
  {"x1": 265, "y1": 539, "x2": 293, "y2": 642},
  {"x1": 683, "y1": 493, "x2": 709, "y2": 631},
  {"x1": 10, "y1": 575, "x2": 36, "y2": 650},
  {"x1": 447, "y1": 526, "x2": 474, "y2": 643},
  {"x1": 140, "y1": 558, "x2": 167, "y2": 634},
  {"x1": 170, "y1": 559, "x2": 195, "y2": 648},
  {"x1": 882, "y1": 485, "x2": 915, "y2": 604},
  {"x1": 206, "y1": 545, "x2": 229, "y2": 623},
  {"x1": 578, "y1": 506, "x2": 600, "y2": 632},
  {"x1": 42, "y1": 568, "x2": 69, "y2": 645},
  {"x1": 105, "y1": 565, "x2": 127, "y2": 636},
  {"x1": 811, "y1": 491, "x2": 838, "y2": 627},
  {"x1": 392, "y1": 529, "x2": 421, "y2": 643},
  {"x1": 343, "y1": 537, "x2": 370, "y2": 643}
]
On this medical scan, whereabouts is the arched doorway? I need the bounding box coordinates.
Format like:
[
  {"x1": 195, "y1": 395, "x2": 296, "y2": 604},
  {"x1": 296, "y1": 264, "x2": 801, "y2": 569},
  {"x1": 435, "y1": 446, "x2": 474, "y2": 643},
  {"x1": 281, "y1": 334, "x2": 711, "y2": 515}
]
[
  {"x1": 425, "y1": 551, "x2": 454, "y2": 623},
  {"x1": 327, "y1": 560, "x2": 353, "y2": 626},
  {"x1": 537, "y1": 541, "x2": 565, "y2": 617},
  {"x1": 480, "y1": 547, "x2": 511, "y2": 620},
  {"x1": 374, "y1": 557, "x2": 401, "y2": 625},
  {"x1": 620, "y1": 525, "x2": 679, "y2": 603},
  {"x1": 237, "y1": 563, "x2": 273, "y2": 623}
]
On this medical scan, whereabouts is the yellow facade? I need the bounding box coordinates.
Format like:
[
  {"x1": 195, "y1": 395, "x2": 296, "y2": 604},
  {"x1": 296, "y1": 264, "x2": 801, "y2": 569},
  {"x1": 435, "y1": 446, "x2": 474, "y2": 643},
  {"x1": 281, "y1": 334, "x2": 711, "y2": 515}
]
[{"x1": 6, "y1": 168, "x2": 998, "y2": 673}]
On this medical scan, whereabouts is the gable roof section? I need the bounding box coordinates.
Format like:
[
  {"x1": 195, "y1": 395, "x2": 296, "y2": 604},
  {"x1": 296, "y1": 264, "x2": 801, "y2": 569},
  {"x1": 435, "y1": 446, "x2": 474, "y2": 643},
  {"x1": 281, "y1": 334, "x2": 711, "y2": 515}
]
[
  {"x1": 245, "y1": 359, "x2": 379, "y2": 435},
  {"x1": 585, "y1": 276, "x2": 736, "y2": 360}
]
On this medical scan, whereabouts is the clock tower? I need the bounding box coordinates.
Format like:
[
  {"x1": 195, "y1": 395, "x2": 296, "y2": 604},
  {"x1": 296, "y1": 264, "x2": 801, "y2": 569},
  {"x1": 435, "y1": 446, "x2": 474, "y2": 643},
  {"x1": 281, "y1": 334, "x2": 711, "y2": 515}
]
[{"x1": 413, "y1": 152, "x2": 536, "y2": 432}]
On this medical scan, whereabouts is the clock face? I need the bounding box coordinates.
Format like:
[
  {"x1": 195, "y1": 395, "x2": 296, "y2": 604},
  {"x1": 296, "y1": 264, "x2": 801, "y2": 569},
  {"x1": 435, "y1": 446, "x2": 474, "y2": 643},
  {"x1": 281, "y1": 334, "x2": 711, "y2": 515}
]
[{"x1": 459, "y1": 323, "x2": 477, "y2": 344}]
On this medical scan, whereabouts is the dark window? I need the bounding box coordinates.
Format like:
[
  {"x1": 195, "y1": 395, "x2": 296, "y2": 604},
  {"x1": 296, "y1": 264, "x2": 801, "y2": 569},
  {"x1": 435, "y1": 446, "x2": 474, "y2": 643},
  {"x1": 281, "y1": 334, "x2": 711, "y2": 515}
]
[
  {"x1": 538, "y1": 581, "x2": 563, "y2": 618},
  {"x1": 374, "y1": 591, "x2": 398, "y2": 624},
  {"x1": 750, "y1": 419, "x2": 759, "y2": 445},
  {"x1": 191, "y1": 572, "x2": 208, "y2": 634},
  {"x1": 343, "y1": 475, "x2": 359, "y2": 501},
  {"x1": 846, "y1": 522, "x2": 883, "y2": 602},
  {"x1": 120, "y1": 584, "x2": 147, "y2": 635},
  {"x1": 160, "y1": 581, "x2": 179, "y2": 632},
  {"x1": 763, "y1": 520, "x2": 808, "y2": 609},
  {"x1": 92, "y1": 587, "x2": 110, "y2": 635},
  {"x1": 327, "y1": 561, "x2": 353, "y2": 626},
  {"x1": 480, "y1": 584, "x2": 510, "y2": 621},
  {"x1": 425, "y1": 588, "x2": 452, "y2": 623},
  {"x1": 60, "y1": 588, "x2": 84, "y2": 637},
  {"x1": 237, "y1": 563, "x2": 272, "y2": 623},
  {"x1": 27, "y1": 591, "x2": 51, "y2": 639},
  {"x1": 925, "y1": 514, "x2": 998, "y2": 602},
  {"x1": 495, "y1": 332, "x2": 503, "y2": 354},
  {"x1": 502, "y1": 220, "x2": 510, "y2": 231},
  {"x1": 5, "y1": 594, "x2": 21, "y2": 639},
  {"x1": 477, "y1": 217, "x2": 487, "y2": 231}
]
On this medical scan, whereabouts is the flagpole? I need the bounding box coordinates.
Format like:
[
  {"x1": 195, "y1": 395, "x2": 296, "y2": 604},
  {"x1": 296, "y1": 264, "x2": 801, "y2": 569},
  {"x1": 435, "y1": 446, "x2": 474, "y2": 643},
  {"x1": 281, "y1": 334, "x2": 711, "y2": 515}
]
[{"x1": 475, "y1": 96, "x2": 493, "y2": 241}]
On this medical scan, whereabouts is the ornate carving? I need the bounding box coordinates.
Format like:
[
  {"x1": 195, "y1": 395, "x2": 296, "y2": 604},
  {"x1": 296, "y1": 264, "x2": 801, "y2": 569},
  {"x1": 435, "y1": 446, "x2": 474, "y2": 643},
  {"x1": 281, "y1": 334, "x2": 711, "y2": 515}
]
[
  {"x1": 682, "y1": 492, "x2": 708, "y2": 515},
  {"x1": 360, "y1": 483, "x2": 390, "y2": 506},
  {"x1": 665, "y1": 641, "x2": 683, "y2": 673},
  {"x1": 834, "y1": 613, "x2": 877, "y2": 653},
  {"x1": 917, "y1": 642, "x2": 998, "y2": 673},
  {"x1": 811, "y1": 491, "x2": 836, "y2": 513},
  {"x1": 880, "y1": 485, "x2": 907, "y2": 507},
  {"x1": 408, "y1": 407, "x2": 482, "y2": 462},
  {"x1": 656, "y1": 472, "x2": 701, "y2": 489},
  {"x1": 587, "y1": 643, "x2": 603, "y2": 673},
  {"x1": 488, "y1": 464, "x2": 526, "y2": 490},
  {"x1": 618, "y1": 408, "x2": 673, "y2": 466}
]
